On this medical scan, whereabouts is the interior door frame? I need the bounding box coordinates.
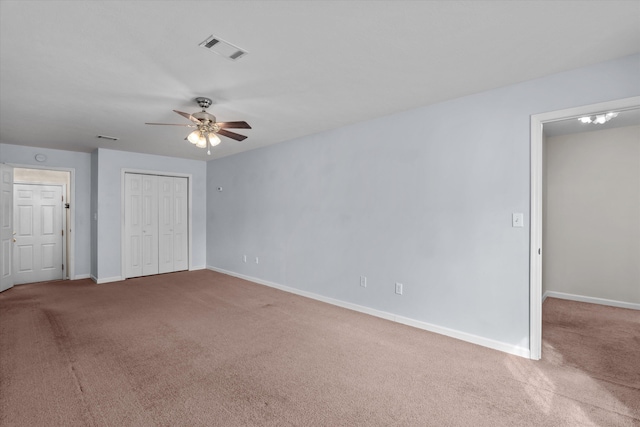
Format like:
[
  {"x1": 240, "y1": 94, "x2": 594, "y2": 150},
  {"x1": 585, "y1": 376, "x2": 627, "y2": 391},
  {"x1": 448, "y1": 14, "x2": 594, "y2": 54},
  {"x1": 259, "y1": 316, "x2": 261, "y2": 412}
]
[
  {"x1": 120, "y1": 168, "x2": 193, "y2": 280},
  {"x1": 529, "y1": 95, "x2": 640, "y2": 360},
  {"x1": 7, "y1": 164, "x2": 76, "y2": 281}
]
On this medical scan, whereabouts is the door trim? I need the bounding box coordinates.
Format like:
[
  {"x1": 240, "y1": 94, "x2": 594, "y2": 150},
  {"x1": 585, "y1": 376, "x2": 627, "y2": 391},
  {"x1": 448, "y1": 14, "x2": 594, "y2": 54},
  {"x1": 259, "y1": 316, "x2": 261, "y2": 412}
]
[
  {"x1": 6, "y1": 164, "x2": 76, "y2": 280},
  {"x1": 529, "y1": 95, "x2": 640, "y2": 360},
  {"x1": 120, "y1": 168, "x2": 193, "y2": 281}
]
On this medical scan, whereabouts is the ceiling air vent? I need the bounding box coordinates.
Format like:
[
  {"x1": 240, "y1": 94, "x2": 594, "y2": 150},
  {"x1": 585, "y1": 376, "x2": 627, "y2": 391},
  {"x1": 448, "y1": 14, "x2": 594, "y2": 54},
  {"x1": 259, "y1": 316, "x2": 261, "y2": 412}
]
[
  {"x1": 198, "y1": 35, "x2": 247, "y2": 61},
  {"x1": 97, "y1": 135, "x2": 119, "y2": 141}
]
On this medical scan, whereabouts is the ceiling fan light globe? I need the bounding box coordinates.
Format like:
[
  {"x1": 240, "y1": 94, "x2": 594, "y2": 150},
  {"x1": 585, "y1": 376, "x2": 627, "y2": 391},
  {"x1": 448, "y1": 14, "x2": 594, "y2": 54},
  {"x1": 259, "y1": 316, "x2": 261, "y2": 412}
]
[
  {"x1": 187, "y1": 130, "x2": 201, "y2": 144},
  {"x1": 208, "y1": 133, "x2": 221, "y2": 147},
  {"x1": 195, "y1": 136, "x2": 208, "y2": 148}
]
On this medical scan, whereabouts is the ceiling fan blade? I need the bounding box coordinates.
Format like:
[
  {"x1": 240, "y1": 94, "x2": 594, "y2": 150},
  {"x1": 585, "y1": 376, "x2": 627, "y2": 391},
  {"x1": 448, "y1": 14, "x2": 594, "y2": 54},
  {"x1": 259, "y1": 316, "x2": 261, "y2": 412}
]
[
  {"x1": 145, "y1": 123, "x2": 197, "y2": 127},
  {"x1": 217, "y1": 129, "x2": 247, "y2": 141},
  {"x1": 173, "y1": 110, "x2": 202, "y2": 124},
  {"x1": 217, "y1": 121, "x2": 252, "y2": 129}
]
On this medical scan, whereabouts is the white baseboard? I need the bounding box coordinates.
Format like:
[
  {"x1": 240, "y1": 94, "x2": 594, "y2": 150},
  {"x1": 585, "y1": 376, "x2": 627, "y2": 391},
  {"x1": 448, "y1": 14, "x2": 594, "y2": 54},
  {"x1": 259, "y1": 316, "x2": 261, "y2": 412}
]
[
  {"x1": 92, "y1": 275, "x2": 123, "y2": 284},
  {"x1": 207, "y1": 266, "x2": 531, "y2": 359},
  {"x1": 73, "y1": 274, "x2": 91, "y2": 280},
  {"x1": 189, "y1": 266, "x2": 207, "y2": 271},
  {"x1": 543, "y1": 291, "x2": 640, "y2": 310}
]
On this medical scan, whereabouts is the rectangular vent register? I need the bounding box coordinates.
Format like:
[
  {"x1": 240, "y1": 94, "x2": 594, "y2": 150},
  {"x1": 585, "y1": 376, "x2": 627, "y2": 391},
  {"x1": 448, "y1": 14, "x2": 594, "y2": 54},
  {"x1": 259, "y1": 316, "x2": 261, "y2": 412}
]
[{"x1": 199, "y1": 35, "x2": 247, "y2": 61}]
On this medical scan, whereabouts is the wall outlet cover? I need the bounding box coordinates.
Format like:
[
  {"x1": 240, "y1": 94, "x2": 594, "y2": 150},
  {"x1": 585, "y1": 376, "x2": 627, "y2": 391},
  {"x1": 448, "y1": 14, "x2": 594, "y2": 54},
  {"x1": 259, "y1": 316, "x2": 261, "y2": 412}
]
[
  {"x1": 395, "y1": 282, "x2": 403, "y2": 295},
  {"x1": 512, "y1": 213, "x2": 524, "y2": 228}
]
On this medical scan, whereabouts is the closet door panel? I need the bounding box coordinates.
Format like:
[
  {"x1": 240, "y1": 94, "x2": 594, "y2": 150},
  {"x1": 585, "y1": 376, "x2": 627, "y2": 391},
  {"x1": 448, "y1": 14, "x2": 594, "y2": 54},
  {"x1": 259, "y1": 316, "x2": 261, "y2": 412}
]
[
  {"x1": 158, "y1": 176, "x2": 174, "y2": 274},
  {"x1": 172, "y1": 177, "x2": 188, "y2": 271},
  {"x1": 124, "y1": 173, "x2": 143, "y2": 278},
  {"x1": 140, "y1": 175, "x2": 158, "y2": 276}
]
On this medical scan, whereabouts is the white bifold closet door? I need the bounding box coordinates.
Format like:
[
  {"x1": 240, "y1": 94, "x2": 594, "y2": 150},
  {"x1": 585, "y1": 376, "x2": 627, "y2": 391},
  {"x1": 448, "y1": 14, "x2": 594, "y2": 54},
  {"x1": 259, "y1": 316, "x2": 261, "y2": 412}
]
[
  {"x1": 124, "y1": 173, "x2": 188, "y2": 279},
  {"x1": 158, "y1": 176, "x2": 188, "y2": 274}
]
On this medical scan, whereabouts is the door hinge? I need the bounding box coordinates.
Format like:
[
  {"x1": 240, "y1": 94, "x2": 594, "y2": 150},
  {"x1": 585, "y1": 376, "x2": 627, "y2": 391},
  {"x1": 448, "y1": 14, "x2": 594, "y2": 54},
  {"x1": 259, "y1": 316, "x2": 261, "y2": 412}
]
[
  {"x1": 61, "y1": 230, "x2": 64, "y2": 236},
  {"x1": 62, "y1": 264, "x2": 64, "y2": 270}
]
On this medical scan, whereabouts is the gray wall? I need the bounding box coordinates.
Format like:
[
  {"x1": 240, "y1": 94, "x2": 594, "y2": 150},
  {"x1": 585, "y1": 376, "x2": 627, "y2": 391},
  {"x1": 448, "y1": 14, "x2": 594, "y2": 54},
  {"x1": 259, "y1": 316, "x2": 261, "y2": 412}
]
[
  {"x1": 0, "y1": 143, "x2": 92, "y2": 278},
  {"x1": 206, "y1": 54, "x2": 640, "y2": 350},
  {"x1": 544, "y1": 125, "x2": 640, "y2": 303},
  {"x1": 94, "y1": 148, "x2": 207, "y2": 281}
]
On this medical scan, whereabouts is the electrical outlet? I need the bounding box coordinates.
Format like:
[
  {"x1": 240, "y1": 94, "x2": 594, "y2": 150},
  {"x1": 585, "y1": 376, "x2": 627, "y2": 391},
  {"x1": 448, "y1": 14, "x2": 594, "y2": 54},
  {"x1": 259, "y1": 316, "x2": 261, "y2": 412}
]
[
  {"x1": 243, "y1": 255, "x2": 247, "y2": 263},
  {"x1": 360, "y1": 276, "x2": 367, "y2": 288},
  {"x1": 395, "y1": 282, "x2": 403, "y2": 295},
  {"x1": 255, "y1": 257, "x2": 259, "y2": 264}
]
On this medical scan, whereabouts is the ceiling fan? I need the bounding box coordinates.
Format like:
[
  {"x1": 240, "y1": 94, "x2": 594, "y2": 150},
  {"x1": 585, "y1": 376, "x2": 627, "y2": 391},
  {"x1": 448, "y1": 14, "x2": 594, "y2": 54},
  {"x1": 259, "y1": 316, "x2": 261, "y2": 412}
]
[{"x1": 145, "y1": 97, "x2": 251, "y2": 155}]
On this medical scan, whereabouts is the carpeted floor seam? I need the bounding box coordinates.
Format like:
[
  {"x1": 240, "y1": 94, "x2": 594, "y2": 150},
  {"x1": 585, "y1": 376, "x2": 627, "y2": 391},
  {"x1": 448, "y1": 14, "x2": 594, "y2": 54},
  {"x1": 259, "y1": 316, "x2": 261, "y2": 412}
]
[{"x1": 44, "y1": 309, "x2": 100, "y2": 427}]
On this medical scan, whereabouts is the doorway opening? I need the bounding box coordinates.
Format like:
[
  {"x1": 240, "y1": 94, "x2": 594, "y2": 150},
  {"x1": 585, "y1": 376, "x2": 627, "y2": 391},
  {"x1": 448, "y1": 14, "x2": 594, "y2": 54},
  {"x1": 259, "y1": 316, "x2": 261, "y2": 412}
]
[
  {"x1": 13, "y1": 167, "x2": 73, "y2": 285},
  {"x1": 529, "y1": 96, "x2": 640, "y2": 360}
]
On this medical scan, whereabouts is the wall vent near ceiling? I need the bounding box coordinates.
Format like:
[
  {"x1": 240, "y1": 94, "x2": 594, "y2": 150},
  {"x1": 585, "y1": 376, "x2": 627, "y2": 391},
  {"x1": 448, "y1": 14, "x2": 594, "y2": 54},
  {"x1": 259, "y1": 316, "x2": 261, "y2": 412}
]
[
  {"x1": 199, "y1": 35, "x2": 247, "y2": 61},
  {"x1": 97, "y1": 135, "x2": 119, "y2": 141}
]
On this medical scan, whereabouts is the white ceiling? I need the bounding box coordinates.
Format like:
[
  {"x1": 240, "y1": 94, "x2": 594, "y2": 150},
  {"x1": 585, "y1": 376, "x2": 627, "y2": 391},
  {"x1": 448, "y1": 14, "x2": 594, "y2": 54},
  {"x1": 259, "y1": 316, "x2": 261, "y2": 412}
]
[{"x1": 1, "y1": 1, "x2": 639, "y2": 161}]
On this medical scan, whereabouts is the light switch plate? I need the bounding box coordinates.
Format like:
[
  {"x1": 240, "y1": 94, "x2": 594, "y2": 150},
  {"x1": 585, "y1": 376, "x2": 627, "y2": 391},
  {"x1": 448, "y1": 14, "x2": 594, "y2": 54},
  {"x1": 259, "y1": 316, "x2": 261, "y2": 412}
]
[{"x1": 512, "y1": 213, "x2": 524, "y2": 228}]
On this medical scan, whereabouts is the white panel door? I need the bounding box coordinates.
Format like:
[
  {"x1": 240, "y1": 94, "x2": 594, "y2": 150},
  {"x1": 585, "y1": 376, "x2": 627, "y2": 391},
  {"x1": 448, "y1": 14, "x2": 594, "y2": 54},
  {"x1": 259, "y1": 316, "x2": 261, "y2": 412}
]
[
  {"x1": 125, "y1": 173, "x2": 187, "y2": 278},
  {"x1": 140, "y1": 175, "x2": 159, "y2": 276},
  {"x1": 158, "y1": 176, "x2": 188, "y2": 274},
  {"x1": 172, "y1": 177, "x2": 188, "y2": 272},
  {"x1": 158, "y1": 176, "x2": 189, "y2": 273},
  {"x1": 124, "y1": 173, "x2": 143, "y2": 278},
  {"x1": 0, "y1": 164, "x2": 14, "y2": 292},
  {"x1": 124, "y1": 173, "x2": 159, "y2": 278},
  {"x1": 158, "y1": 176, "x2": 174, "y2": 274},
  {"x1": 13, "y1": 184, "x2": 63, "y2": 284}
]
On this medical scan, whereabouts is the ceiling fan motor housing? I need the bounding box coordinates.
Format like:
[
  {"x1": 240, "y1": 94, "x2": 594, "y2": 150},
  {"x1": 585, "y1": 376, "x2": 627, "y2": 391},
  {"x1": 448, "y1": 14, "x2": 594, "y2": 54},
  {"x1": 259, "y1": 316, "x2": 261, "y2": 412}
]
[{"x1": 193, "y1": 111, "x2": 216, "y2": 123}]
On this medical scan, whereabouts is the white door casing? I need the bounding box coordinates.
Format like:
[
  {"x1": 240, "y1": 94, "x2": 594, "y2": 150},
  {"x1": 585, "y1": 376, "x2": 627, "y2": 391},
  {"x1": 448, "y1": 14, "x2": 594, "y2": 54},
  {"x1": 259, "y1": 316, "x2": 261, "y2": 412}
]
[
  {"x1": 9, "y1": 166, "x2": 75, "y2": 280},
  {"x1": 529, "y1": 96, "x2": 640, "y2": 360},
  {"x1": 13, "y1": 184, "x2": 64, "y2": 284},
  {"x1": 0, "y1": 164, "x2": 14, "y2": 292}
]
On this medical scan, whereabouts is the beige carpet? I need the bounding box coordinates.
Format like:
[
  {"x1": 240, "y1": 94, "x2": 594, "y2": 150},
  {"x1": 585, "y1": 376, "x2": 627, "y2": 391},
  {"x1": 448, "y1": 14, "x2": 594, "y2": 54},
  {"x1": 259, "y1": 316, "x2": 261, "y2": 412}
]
[{"x1": 1, "y1": 270, "x2": 638, "y2": 426}]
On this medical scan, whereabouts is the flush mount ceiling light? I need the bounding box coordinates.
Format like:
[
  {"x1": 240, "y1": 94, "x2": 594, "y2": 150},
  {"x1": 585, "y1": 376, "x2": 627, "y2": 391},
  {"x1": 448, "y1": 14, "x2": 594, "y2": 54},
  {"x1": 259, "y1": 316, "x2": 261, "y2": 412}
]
[
  {"x1": 578, "y1": 112, "x2": 618, "y2": 125},
  {"x1": 145, "y1": 97, "x2": 251, "y2": 155}
]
